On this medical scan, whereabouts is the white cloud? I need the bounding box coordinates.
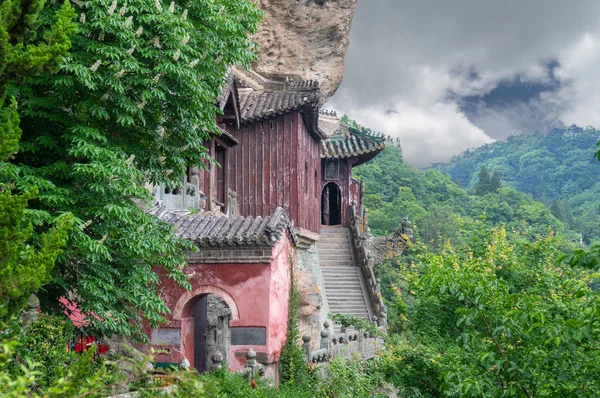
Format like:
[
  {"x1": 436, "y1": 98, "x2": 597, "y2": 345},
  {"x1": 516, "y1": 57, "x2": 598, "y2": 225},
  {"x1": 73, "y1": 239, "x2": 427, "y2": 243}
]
[
  {"x1": 330, "y1": 101, "x2": 494, "y2": 168},
  {"x1": 328, "y1": 0, "x2": 600, "y2": 166},
  {"x1": 550, "y1": 33, "x2": 600, "y2": 127}
]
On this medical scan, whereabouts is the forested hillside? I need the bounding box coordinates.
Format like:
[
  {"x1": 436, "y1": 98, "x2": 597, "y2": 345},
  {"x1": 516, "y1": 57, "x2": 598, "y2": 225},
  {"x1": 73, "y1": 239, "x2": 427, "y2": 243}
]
[
  {"x1": 432, "y1": 125, "x2": 600, "y2": 243},
  {"x1": 353, "y1": 137, "x2": 600, "y2": 397},
  {"x1": 354, "y1": 144, "x2": 578, "y2": 250}
]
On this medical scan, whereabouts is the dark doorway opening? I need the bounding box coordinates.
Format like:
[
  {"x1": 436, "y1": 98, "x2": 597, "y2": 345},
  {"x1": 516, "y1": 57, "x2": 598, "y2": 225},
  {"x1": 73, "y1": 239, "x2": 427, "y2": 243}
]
[
  {"x1": 321, "y1": 182, "x2": 341, "y2": 226},
  {"x1": 193, "y1": 295, "x2": 208, "y2": 373},
  {"x1": 193, "y1": 294, "x2": 231, "y2": 373}
]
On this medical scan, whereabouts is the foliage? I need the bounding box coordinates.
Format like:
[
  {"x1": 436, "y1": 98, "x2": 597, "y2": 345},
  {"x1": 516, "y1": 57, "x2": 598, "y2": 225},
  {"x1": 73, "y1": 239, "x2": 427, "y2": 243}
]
[
  {"x1": 329, "y1": 313, "x2": 379, "y2": 337},
  {"x1": 318, "y1": 354, "x2": 386, "y2": 398},
  {"x1": 474, "y1": 165, "x2": 491, "y2": 196},
  {"x1": 2, "y1": 0, "x2": 262, "y2": 339},
  {"x1": 0, "y1": 315, "x2": 210, "y2": 397},
  {"x1": 354, "y1": 145, "x2": 575, "y2": 251},
  {"x1": 0, "y1": 0, "x2": 76, "y2": 319},
  {"x1": 433, "y1": 125, "x2": 600, "y2": 243},
  {"x1": 382, "y1": 225, "x2": 600, "y2": 397},
  {"x1": 279, "y1": 279, "x2": 312, "y2": 387},
  {"x1": 1, "y1": 314, "x2": 77, "y2": 391}
]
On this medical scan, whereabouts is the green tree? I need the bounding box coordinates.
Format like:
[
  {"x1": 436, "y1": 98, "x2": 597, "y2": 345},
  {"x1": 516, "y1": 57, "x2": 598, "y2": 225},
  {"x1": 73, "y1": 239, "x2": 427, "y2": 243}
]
[
  {"x1": 0, "y1": 0, "x2": 75, "y2": 320},
  {"x1": 3, "y1": 0, "x2": 262, "y2": 338},
  {"x1": 383, "y1": 226, "x2": 600, "y2": 397},
  {"x1": 474, "y1": 165, "x2": 491, "y2": 196},
  {"x1": 489, "y1": 171, "x2": 501, "y2": 192}
]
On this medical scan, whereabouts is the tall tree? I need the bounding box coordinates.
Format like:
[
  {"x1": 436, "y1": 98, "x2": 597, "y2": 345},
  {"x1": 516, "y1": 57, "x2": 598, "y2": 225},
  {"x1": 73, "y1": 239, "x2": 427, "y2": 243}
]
[
  {"x1": 0, "y1": 0, "x2": 75, "y2": 320},
  {"x1": 474, "y1": 165, "x2": 491, "y2": 196},
  {"x1": 5, "y1": 0, "x2": 262, "y2": 338},
  {"x1": 490, "y1": 171, "x2": 501, "y2": 192}
]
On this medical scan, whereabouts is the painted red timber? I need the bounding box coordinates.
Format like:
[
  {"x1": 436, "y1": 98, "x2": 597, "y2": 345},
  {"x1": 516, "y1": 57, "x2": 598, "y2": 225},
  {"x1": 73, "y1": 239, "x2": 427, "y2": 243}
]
[
  {"x1": 349, "y1": 177, "x2": 362, "y2": 214},
  {"x1": 322, "y1": 158, "x2": 353, "y2": 227},
  {"x1": 140, "y1": 236, "x2": 292, "y2": 372},
  {"x1": 223, "y1": 112, "x2": 321, "y2": 234}
]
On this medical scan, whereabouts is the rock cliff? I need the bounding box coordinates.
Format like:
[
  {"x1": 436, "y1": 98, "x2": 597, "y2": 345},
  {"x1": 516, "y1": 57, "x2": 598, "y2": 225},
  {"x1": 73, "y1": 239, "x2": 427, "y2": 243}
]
[{"x1": 253, "y1": 0, "x2": 357, "y2": 103}]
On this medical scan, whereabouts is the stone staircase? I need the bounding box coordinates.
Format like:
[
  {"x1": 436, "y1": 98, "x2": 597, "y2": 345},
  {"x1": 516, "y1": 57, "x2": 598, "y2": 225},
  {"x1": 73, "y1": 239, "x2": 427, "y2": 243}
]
[{"x1": 317, "y1": 226, "x2": 371, "y2": 324}]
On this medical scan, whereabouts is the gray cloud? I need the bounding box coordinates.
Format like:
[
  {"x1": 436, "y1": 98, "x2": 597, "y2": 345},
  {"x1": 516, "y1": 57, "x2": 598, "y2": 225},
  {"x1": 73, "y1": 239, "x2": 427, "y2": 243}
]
[{"x1": 327, "y1": 0, "x2": 600, "y2": 167}]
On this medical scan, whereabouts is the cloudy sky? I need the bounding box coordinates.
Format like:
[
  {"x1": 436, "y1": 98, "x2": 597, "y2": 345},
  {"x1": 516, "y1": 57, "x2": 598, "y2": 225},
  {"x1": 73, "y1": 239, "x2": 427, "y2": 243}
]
[{"x1": 327, "y1": 0, "x2": 600, "y2": 167}]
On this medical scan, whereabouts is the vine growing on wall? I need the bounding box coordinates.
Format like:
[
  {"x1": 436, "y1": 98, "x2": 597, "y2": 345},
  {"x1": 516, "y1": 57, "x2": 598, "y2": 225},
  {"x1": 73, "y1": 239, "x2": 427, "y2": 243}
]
[{"x1": 278, "y1": 279, "x2": 310, "y2": 387}]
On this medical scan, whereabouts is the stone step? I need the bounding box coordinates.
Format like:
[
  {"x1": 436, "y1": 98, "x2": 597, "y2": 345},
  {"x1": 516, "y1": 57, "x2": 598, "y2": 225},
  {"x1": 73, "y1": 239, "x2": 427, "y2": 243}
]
[
  {"x1": 320, "y1": 260, "x2": 355, "y2": 265},
  {"x1": 324, "y1": 286, "x2": 363, "y2": 292},
  {"x1": 317, "y1": 244, "x2": 351, "y2": 249},
  {"x1": 320, "y1": 263, "x2": 354, "y2": 268},
  {"x1": 317, "y1": 247, "x2": 351, "y2": 253},
  {"x1": 319, "y1": 255, "x2": 352, "y2": 261},
  {"x1": 320, "y1": 227, "x2": 348, "y2": 233},
  {"x1": 319, "y1": 227, "x2": 370, "y2": 323},
  {"x1": 321, "y1": 270, "x2": 360, "y2": 276},
  {"x1": 327, "y1": 297, "x2": 365, "y2": 311},
  {"x1": 329, "y1": 305, "x2": 368, "y2": 310},
  {"x1": 322, "y1": 274, "x2": 360, "y2": 279},
  {"x1": 322, "y1": 275, "x2": 358, "y2": 279},
  {"x1": 317, "y1": 239, "x2": 350, "y2": 245},
  {"x1": 320, "y1": 258, "x2": 353, "y2": 263},
  {"x1": 324, "y1": 281, "x2": 362, "y2": 286},
  {"x1": 318, "y1": 235, "x2": 349, "y2": 240},
  {"x1": 326, "y1": 288, "x2": 364, "y2": 292},
  {"x1": 323, "y1": 274, "x2": 360, "y2": 280},
  {"x1": 326, "y1": 290, "x2": 366, "y2": 296}
]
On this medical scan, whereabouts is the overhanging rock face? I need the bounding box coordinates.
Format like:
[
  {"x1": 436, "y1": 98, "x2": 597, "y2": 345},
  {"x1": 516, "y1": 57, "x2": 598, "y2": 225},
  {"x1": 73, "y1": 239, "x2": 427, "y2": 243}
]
[{"x1": 252, "y1": 0, "x2": 358, "y2": 103}]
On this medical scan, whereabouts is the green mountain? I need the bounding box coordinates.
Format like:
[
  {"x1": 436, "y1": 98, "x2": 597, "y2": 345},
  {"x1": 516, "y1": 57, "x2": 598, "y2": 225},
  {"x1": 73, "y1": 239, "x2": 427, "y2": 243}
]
[
  {"x1": 431, "y1": 125, "x2": 600, "y2": 243},
  {"x1": 353, "y1": 145, "x2": 577, "y2": 251}
]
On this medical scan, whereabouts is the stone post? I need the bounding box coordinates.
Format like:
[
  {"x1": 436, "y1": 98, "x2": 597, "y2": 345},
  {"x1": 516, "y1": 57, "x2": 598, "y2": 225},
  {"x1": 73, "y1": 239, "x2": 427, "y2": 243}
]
[
  {"x1": 243, "y1": 348, "x2": 265, "y2": 379},
  {"x1": 22, "y1": 294, "x2": 40, "y2": 327},
  {"x1": 302, "y1": 335, "x2": 312, "y2": 363},
  {"x1": 210, "y1": 351, "x2": 223, "y2": 371},
  {"x1": 320, "y1": 321, "x2": 330, "y2": 351},
  {"x1": 181, "y1": 174, "x2": 187, "y2": 210},
  {"x1": 178, "y1": 357, "x2": 190, "y2": 370}
]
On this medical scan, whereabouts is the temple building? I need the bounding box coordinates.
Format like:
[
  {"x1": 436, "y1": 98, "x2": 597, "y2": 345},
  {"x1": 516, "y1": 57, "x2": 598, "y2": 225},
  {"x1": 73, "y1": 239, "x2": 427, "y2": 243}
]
[{"x1": 142, "y1": 69, "x2": 395, "y2": 379}]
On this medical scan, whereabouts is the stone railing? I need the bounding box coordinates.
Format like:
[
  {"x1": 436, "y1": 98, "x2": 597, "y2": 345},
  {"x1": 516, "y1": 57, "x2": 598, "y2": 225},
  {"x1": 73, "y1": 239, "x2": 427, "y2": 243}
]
[
  {"x1": 302, "y1": 321, "x2": 382, "y2": 365},
  {"x1": 348, "y1": 202, "x2": 387, "y2": 327},
  {"x1": 156, "y1": 167, "x2": 204, "y2": 211}
]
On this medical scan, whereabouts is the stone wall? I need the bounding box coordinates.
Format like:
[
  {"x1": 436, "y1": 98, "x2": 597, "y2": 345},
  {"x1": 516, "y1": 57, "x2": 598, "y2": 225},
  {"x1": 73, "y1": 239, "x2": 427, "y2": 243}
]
[
  {"x1": 206, "y1": 294, "x2": 231, "y2": 367},
  {"x1": 294, "y1": 239, "x2": 330, "y2": 349}
]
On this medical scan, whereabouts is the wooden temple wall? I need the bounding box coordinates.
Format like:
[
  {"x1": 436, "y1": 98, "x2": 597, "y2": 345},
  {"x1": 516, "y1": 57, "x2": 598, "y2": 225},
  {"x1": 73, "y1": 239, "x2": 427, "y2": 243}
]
[{"x1": 225, "y1": 112, "x2": 322, "y2": 234}]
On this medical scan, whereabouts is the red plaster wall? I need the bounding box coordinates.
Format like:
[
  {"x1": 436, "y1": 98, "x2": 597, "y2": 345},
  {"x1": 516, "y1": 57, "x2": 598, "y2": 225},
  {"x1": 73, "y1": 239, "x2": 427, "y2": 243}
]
[
  {"x1": 142, "y1": 236, "x2": 292, "y2": 373},
  {"x1": 267, "y1": 236, "x2": 291, "y2": 362}
]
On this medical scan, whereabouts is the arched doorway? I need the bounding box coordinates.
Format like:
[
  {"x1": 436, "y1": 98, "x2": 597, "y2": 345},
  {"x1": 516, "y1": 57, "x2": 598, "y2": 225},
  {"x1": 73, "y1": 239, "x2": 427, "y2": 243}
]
[
  {"x1": 193, "y1": 294, "x2": 232, "y2": 372},
  {"x1": 321, "y1": 182, "x2": 341, "y2": 225}
]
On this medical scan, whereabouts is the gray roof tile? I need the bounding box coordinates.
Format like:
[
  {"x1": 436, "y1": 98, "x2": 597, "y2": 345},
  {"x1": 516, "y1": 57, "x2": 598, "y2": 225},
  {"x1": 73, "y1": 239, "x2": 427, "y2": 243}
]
[
  {"x1": 238, "y1": 90, "x2": 320, "y2": 123},
  {"x1": 150, "y1": 205, "x2": 297, "y2": 248}
]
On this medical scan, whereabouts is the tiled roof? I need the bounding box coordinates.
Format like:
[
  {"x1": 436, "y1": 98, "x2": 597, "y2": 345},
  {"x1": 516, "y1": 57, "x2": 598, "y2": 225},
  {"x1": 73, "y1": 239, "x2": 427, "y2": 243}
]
[
  {"x1": 231, "y1": 68, "x2": 325, "y2": 139},
  {"x1": 151, "y1": 205, "x2": 297, "y2": 248},
  {"x1": 238, "y1": 90, "x2": 319, "y2": 123},
  {"x1": 321, "y1": 122, "x2": 386, "y2": 159},
  {"x1": 318, "y1": 111, "x2": 342, "y2": 138},
  {"x1": 217, "y1": 70, "x2": 236, "y2": 110}
]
